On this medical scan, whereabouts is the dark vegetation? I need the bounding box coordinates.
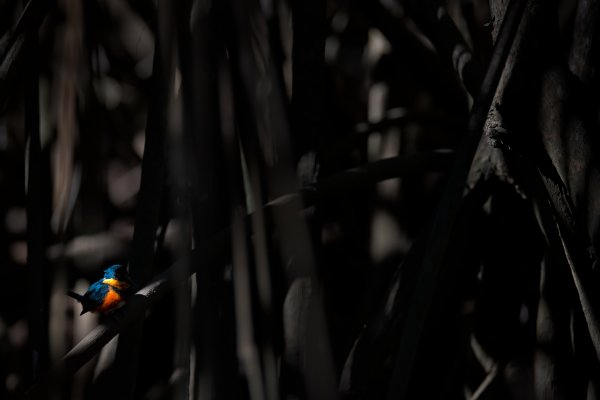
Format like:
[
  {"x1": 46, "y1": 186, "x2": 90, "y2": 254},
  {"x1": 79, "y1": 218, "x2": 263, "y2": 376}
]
[{"x1": 1, "y1": 0, "x2": 599, "y2": 398}]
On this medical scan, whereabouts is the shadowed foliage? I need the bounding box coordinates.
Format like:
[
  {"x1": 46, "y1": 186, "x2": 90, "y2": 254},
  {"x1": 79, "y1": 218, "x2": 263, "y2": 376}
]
[{"x1": 1, "y1": 0, "x2": 599, "y2": 399}]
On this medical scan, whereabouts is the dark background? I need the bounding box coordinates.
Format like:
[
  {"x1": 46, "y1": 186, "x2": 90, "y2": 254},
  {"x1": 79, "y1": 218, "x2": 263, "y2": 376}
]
[{"x1": 1, "y1": 0, "x2": 599, "y2": 399}]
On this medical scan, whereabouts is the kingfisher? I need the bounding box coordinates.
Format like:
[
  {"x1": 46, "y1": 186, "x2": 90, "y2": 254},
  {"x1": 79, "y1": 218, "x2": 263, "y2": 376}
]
[{"x1": 67, "y1": 264, "x2": 134, "y2": 315}]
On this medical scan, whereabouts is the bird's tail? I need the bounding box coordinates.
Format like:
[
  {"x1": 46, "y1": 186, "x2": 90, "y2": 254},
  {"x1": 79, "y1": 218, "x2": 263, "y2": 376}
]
[{"x1": 67, "y1": 291, "x2": 84, "y2": 302}]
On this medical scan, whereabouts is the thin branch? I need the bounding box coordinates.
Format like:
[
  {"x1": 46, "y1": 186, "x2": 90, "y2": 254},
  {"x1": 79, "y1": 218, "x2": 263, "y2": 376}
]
[
  {"x1": 26, "y1": 228, "x2": 231, "y2": 400},
  {"x1": 520, "y1": 156, "x2": 600, "y2": 361},
  {"x1": 307, "y1": 150, "x2": 454, "y2": 202},
  {"x1": 109, "y1": 0, "x2": 171, "y2": 394},
  {"x1": 231, "y1": 208, "x2": 267, "y2": 400},
  {"x1": 332, "y1": 108, "x2": 461, "y2": 157},
  {"x1": 469, "y1": 363, "x2": 499, "y2": 400},
  {"x1": 354, "y1": 109, "x2": 461, "y2": 136},
  {"x1": 0, "y1": 0, "x2": 45, "y2": 59},
  {"x1": 489, "y1": 0, "x2": 511, "y2": 40},
  {"x1": 0, "y1": 0, "x2": 50, "y2": 110},
  {"x1": 0, "y1": 34, "x2": 24, "y2": 110},
  {"x1": 226, "y1": 0, "x2": 339, "y2": 398},
  {"x1": 502, "y1": 152, "x2": 600, "y2": 396},
  {"x1": 179, "y1": 1, "x2": 229, "y2": 397},
  {"x1": 25, "y1": 145, "x2": 450, "y2": 398},
  {"x1": 401, "y1": 0, "x2": 485, "y2": 96},
  {"x1": 355, "y1": 0, "x2": 470, "y2": 101},
  {"x1": 559, "y1": 232, "x2": 600, "y2": 361},
  {"x1": 382, "y1": 1, "x2": 528, "y2": 398},
  {"x1": 485, "y1": 0, "x2": 600, "y2": 366},
  {"x1": 220, "y1": 51, "x2": 271, "y2": 400}
]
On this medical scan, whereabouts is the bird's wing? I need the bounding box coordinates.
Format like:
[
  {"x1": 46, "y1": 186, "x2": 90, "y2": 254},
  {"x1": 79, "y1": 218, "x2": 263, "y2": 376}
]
[{"x1": 82, "y1": 281, "x2": 109, "y2": 311}]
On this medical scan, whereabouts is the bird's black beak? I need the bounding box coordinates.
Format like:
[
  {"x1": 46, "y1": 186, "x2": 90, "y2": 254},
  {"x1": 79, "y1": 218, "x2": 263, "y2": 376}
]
[{"x1": 80, "y1": 309, "x2": 87, "y2": 316}]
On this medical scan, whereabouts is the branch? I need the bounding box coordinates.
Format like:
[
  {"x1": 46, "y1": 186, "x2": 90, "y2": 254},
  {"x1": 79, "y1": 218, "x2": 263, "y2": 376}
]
[
  {"x1": 515, "y1": 153, "x2": 600, "y2": 362},
  {"x1": 469, "y1": 363, "x2": 499, "y2": 400},
  {"x1": 109, "y1": 0, "x2": 171, "y2": 394},
  {"x1": 528, "y1": 146, "x2": 600, "y2": 367},
  {"x1": 304, "y1": 150, "x2": 454, "y2": 203},
  {"x1": 336, "y1": 0, "x2": 526, "y2": 397},
  {"x1": 384, "y1": 1, "x2": 527, "y2": 397},
  {"x1": 25, "y1": 148, "x2": 451, "y2": 398},
  {"x1": 484, "y1": 0, "x2": 600, "y2": 367},
  {"x1": 401, "y1": 0, "x2": 485, "y2": 96},
  {"x1": 331, "y1": 108, "x2": 461, "y2": 157},
  {"x1": 26, "y1": 231, "x2": 231, "y2": 400},
  {"x1": 356, "y1": 0, "x2": 469, "y2": 103},
  {"x1": 178, "y1": 1, "x2": 228, "y2": 397},
  {"x1": 227, "y1": 0, "x2": 340, "y2": 398},
  {"x1": 0, "y1": 0, "x2": 50, "y2": 110}
]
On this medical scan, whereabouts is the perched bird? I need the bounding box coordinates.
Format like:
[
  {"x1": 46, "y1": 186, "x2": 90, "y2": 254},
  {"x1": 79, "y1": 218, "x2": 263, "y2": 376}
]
[{"x1": 67, "y1": 264, "x2": 134, "y2": 315}]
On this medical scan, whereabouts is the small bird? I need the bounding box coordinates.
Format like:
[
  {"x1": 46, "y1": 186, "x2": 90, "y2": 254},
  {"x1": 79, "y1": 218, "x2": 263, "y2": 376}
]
[{"x1": 67, "y1": 264, "x2": 134, "y2": 315}]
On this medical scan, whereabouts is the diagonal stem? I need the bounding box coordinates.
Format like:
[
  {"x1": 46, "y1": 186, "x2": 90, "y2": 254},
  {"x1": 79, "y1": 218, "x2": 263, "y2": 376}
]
[{"x1": 385, "y1": 1, "x2": 528, "y2": 398}]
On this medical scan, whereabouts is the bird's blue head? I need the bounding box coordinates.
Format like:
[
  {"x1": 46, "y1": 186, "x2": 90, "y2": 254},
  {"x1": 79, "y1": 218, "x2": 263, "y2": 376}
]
[{"x1": 103, "y1": 264, "x2": 131, "y2": 282}]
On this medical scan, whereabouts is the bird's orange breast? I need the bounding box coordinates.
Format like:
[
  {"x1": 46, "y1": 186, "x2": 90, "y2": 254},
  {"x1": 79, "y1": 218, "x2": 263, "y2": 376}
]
[{"x1": 96, "y1": 288, "x2": 123, "y2": 313}]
